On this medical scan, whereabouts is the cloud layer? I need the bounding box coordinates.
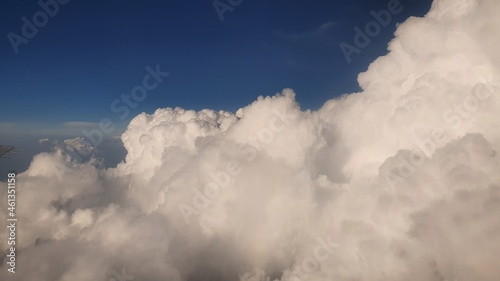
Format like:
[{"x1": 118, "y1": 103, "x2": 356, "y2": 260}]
[{"x1": 2, "y1": 0, "x2": 500, "y2": 280}]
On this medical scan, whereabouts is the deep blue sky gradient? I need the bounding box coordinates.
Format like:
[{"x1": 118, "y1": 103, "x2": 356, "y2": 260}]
[{"x1": 0, "y1": 0, "x2": 432, "y2": 135}]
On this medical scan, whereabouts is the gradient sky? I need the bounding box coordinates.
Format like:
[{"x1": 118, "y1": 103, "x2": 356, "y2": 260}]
[{"x1": 0, "y1": 0, "x2": 432, "y2": 137}]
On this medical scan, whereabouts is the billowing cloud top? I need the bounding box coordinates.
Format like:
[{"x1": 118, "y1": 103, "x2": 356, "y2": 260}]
[{"x1": 2, "y1": 0, "x2": 500, "y2": 280}]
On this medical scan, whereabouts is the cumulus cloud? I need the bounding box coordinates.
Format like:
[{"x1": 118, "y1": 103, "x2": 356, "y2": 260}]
[
  {"x1": 63, "y1": 137, "x2": 97, "y2": 157},
  {"x1": 38, "y1": 138, "x2": 51, "y2": 144},
  {"x1": 2, "y1": 0, "x2": 500, "y2": 280}
]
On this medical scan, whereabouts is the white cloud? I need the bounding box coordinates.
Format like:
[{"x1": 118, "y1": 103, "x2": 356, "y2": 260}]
[
  {"x1": 63, "y1": 137, "x2": 97, "y2": 157},
  {"x1": 1, "y1": 0, "x2": 500, "y2": 280}
]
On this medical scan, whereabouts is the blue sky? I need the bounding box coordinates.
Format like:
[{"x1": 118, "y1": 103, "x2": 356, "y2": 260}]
[{"x1": 0, "y1": 0, "x2": 431, "y2": 137}]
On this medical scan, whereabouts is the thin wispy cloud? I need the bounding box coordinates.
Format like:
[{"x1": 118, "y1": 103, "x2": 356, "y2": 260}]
[
  {"x1": 62, "y1": 122, "x2": 100, "y2": 128},
  {"x1": 277, "y1": 21, "x2": 339, "y2": 50}
]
